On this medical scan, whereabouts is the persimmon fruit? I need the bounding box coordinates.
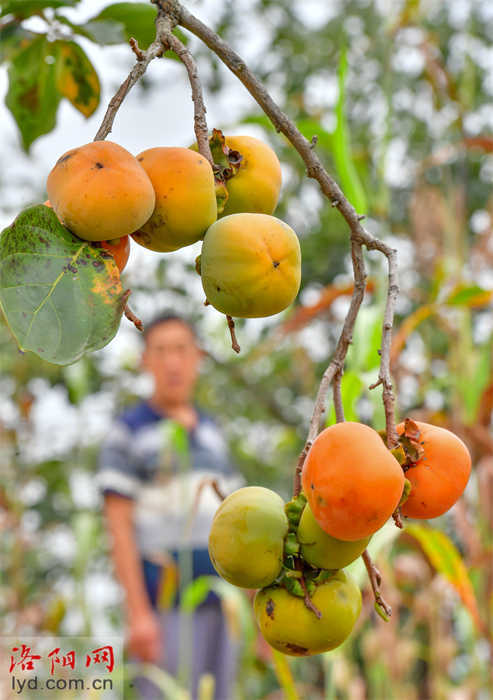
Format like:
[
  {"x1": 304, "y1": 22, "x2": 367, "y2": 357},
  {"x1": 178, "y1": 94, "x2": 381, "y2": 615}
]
[
  {"x1": 132, "y1": 147, "x2": 217, "y2": 252},
  {"x1": 100, "y1": 237, "x2": 131, "y2": 273},
  {"x1": 46, "y1": 141, "x2": 155, "y2": 241},
  {"x1": 44, "y1": 200, "x2": 130, "y2": 273},
  {"x1": 254, "y1": 570, "x2": 362, "y2": 656},
  {"x1": 297, "y1": 502, "x2": 370, "y2": 569},
  {"x1": 302, "y1": 422, "x2": 405, "y2": 541},
  {"x1": 397, "y1": 420, "x2": 471, "y2": 519},
  {"x1": 208, "y1": 486, "x2": 288, "y2": 589},
  {"x1": 199, "y1": 213, "x2": 301, "y2": 318},
  {"x1": 220, "y1": 135, "x2": 282, "y2": 217}
]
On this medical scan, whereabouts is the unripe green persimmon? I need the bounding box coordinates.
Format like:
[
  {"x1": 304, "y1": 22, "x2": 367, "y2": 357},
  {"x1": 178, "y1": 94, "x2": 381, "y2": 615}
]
[
  {"x1": 297, "y1": 502, "x2": 370, "y2": 569},
  {"x1": 200, "y1": 213, "x2": 301, "y2": 318},
  {"x1": 254, "y1": 570, "x2": 362, "y2": 656},
  {"x1": 208, "y1": 486, "x2": 288, "y2": 588},
  {"x1": 219, "y1": 134, "x2": 282, "y2": 217}
]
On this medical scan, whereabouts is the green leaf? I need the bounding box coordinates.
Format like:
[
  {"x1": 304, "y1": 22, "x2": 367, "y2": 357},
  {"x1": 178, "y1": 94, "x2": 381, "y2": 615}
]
[
  {"x1": 165, "y1": 421, "x2": 190, "y2": 460},
  {"x1": 0, "y1": 205, "x2": 126, "y2": 365},
  {"x1": 455, "y1": 339, "x2": 492, "y2": 424},
  {"x1": 54, "y1": 40, "x2": 100, "y2": 117},
  {"x1": 241, "y1": 114, "x2": 275, "y2": 132},
  {"x1": 445, "y1": 284, "x2": 493, "y2": 308},
  {"x1": 406, "y1": 524, "x2": 483, "y2": 633},
  {"x1": 0, "y1": 23, "x2": 35, "y2": 63},
  {"x1": 332, "y1": 47, "x2": 368, "y2": 214},
  {"x1": 271, "y1": 650, "x2": 300, "y2": 700},
  {"x1": 5, "y1": 34, "x2": 61, "y2": 150},
  {"x1": 86, "y1": 3, "x2": 187, "y2": 58},
  {"x1": 181, "y1": 577, "x2": 211, "y2": 612},
  {"x1": 1, "y1": 0, "x2": 79, "y2": 19},
  {"x1": 72, "y1": 511, "x2": 99, "y2": 575},
  {"x1": 91, "y1": 2, "x2": 157, "y2": 49},
  {"x1": 69, "y1": 18, "x2": 127, "y2": 45},
  {"x1": 346, "y1": 306, "x2": 383, "y2": 372}
]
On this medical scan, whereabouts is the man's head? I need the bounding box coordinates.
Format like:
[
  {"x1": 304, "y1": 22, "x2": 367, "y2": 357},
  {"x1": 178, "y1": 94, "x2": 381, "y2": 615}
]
[{"x1": 141, "y1": 313, "x2": 203, "y2": 406}]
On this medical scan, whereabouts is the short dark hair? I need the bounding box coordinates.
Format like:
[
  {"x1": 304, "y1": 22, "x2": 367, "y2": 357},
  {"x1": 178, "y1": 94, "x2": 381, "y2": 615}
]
[{"x1": 142, "y1": 311, "x2": 199, "y2": 343}]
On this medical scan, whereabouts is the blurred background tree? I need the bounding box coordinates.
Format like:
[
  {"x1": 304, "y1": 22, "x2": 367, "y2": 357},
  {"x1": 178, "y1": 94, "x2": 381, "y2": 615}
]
[{"x1": 1, "y1": 0, "x2": 493, "y2": 697}]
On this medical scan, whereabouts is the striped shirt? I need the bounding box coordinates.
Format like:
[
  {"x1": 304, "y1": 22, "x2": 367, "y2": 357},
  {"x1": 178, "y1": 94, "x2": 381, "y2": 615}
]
[{"x1": 97, "y1": 401, "x2": 243, "y2": 604}]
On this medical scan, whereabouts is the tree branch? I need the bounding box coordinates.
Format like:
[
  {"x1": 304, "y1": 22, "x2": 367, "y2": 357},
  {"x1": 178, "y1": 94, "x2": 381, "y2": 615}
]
[
  {"x1": 362, "y1": 550, "x2": 392, "y2": 620},
  {"x1": 333, "y1": 369, "x2": 344, "y2": 423},
  {"x1": 292, "y1": 240, "x2": 367, "y2": 495},
  {"x1": 162, "y1": 30, "x2": 213, "y2": 165}
]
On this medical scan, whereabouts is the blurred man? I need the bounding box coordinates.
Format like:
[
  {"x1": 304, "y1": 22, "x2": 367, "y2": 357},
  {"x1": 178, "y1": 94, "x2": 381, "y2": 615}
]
[{"x1": 97, "y1": 313, "x2": 243, "y2": 699}]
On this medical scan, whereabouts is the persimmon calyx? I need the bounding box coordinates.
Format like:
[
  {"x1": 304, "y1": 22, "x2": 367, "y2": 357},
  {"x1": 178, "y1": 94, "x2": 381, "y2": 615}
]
[
  {"x1": 209, "y1": 128, "x2": 243, "y2": 182},
  {"x1": 398, "y1": 478, "x2": 412, "y2": 507},
  {"x1": 398, "y1": 418, "x2": 425, "y2": 471}
]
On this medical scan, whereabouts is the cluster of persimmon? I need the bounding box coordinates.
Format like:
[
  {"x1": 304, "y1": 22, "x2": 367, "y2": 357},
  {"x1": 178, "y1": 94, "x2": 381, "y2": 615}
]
[
  {"x1": 44, "y1": 131, "x2": 301, "y2": 319},
  {"x1": 209, "y1": 419, "x2": 471, "y2": 656}
]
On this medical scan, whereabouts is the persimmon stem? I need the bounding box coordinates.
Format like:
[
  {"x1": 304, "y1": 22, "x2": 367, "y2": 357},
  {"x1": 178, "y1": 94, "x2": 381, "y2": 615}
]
[
  {"x1": 300, "y1": 576, "x2": 322, "y2": 620},
  {"x1": 185, "y1": 478, "x2": 226, "y2": 539},
  {"x1": 122, "y1": 290, "x2": 144, "y2": 331},
  {"x1": 226, "y1": 315, "x2": 241, "y2": 354},
  {"x1": 392, "y1": 508, "x2": 403, "y2": 529},
  {"x1": 162, "y1": 31, "x2": 213, "y2": 166},
  {"x1": 362, "y1": 550, "x2": 392, "y2": 620},
  {"x1": 129, "y1": 37, "x2": 145, "y2": 61},
  {"x1": 293, "y1": 441, "x2": 312, "y2": 498},
  {"x1": 294, "y1": 558, "x2": 322, "y2": 619}
]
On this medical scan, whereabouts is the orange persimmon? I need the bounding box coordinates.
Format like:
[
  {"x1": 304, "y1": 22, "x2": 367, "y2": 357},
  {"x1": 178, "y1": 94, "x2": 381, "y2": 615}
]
[
  {"x1": 301, "y1": 422, "x2": 405, "y2": 541},
  {"x1": 397, "y1": 420, "x2": 471, "y2": 519},
  {"x1": 100, "y1": 237, "x2": 131, "y2": 273},
  {"x1": 46, "y1": 141, "x2": 155, "y2": 242}
]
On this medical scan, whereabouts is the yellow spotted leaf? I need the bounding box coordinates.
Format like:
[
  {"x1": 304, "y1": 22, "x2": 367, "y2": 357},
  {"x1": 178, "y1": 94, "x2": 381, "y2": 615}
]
[
  {"x1": 0, "y1": 205, "x2": 125, "y2": 365},
  {"x1": 54, "y1": 40, "x2": 100, "y2": 118}
]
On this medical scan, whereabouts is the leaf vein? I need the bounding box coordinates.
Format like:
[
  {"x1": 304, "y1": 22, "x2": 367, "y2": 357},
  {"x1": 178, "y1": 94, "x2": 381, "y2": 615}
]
[{"x1": 23, "y1": 244, "x2": 86, "y2": 343}]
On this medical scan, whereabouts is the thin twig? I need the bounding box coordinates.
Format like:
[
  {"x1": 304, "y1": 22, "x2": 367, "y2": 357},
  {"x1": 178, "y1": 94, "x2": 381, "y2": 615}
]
[
  {"x1": 162, "y1": 31, "x2": 213, "y2": 165},
  {"x1": 184, "y1": 478, "x2": 226, "y2": 538},
  {"x1": 300, "y1": 577, "x2": 322, "y2": 619},
  {"x1": 392, "y1": 508, "x2": 403, "y2": 529},
  {"x1": 292, "y1": 558, "x2": 322, "y2": 619},
  {"x1": 333, "y1": 368, "x2": 344, "y2": 423},
  {"x1": 226, "y1": 315, "x2": 240, "y2": 354},
  {"x1": 362, "y1": 550, "x2": 392, "y2": 619},
  {"x1": 293, "y1": 441, "x2": 312, "y2": 498},
  {"x1": 301, "y1": 240, "x2": 367, "y2": 456},
  {"x1": 122, "y1": 290, "x2": 144, "y2": 331},
  {"x1": 129, "y1": 37, "x2": 145, "y2": 60}
]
